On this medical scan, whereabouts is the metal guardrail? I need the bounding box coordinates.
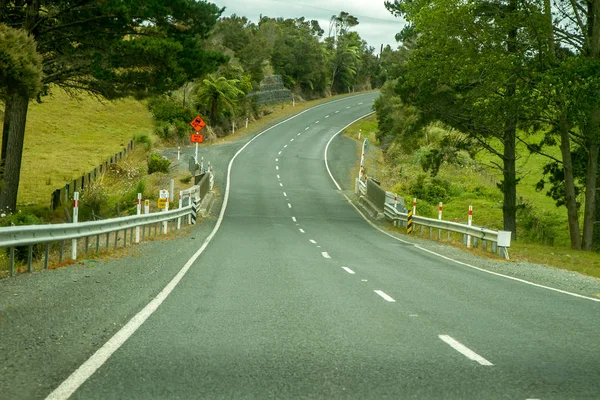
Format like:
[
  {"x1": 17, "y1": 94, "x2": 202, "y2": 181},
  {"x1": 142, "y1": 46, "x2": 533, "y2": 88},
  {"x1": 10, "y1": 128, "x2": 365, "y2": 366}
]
[
  {"x1": 383, "y1": 203, "x2": 510, "y2": 257},
  {"x1": 1, "y1": 176, "x2": 214, "y2": 277},
  {"x1": 357, "y1": 180, "x2": 367, "y2": 196},
  {"x1": 0, "y1": 206, "x2": 193, "y2": 248},
  {"x1": 384, "y1": 204, "x2": 499, "y2": 242}
]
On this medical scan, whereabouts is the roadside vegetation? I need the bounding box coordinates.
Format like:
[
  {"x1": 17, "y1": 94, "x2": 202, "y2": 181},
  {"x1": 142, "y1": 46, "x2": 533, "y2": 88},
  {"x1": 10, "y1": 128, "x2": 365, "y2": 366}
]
[
  {"x1": 380, "y1": 0, "x2": 600, "y2": 253},
  {"x1": 345, "y1": 115, "x2": 600, "y2": 279}
]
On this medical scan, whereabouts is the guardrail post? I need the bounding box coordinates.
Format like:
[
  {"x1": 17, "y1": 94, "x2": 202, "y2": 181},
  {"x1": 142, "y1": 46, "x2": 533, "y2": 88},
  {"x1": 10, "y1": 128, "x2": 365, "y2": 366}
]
[
  {"x1": 178, "y1": 191, "x2": 183, "y2": 230},
  {"x1": 72, "y1": 192, "x2": 79, "y2": 260},
  {"x1": 163, "y1": 199, "x2": 169, "y2": 234},
  {"x1": 438, "y1": 202, "x2": 443, "y2": 240},
  {"x1": 136, "y1": 193, "x2": 142, "y2": 243},
  {"x1": 467, "y1": 205, "x2": 473, "y2": 248}
]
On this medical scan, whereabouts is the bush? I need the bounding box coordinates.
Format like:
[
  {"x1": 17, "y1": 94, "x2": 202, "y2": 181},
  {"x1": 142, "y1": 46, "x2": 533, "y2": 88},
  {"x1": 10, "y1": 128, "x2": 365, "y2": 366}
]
[
  {"x1": 148, "y1": 95, "x2": 194, "y2": 124},
  {"x1": 134, "y1": 133, "x2": 152, "y2": 151},
  {"x1": 411, "y1": 174, "x2": 452, "y2": 204},
  {"x1": 148, "y1": 153, "x2": 171, "y2": 174}
]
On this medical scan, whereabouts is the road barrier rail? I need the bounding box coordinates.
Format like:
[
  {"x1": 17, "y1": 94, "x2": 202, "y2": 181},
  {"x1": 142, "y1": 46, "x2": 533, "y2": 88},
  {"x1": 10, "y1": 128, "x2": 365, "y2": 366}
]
[
  {"x1": 383, "y1": 203, "x2": 510, "y2": 257},
  {"x1": 1, "y1": 174, "x2": 215, "y2": 277}
]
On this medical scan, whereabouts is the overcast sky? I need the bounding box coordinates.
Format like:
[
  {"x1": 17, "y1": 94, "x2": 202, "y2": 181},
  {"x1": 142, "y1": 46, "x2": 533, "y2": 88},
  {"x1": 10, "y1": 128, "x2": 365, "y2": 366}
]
[{"x1": 212, "y1": 0, "x2": 406, "y2": 52}]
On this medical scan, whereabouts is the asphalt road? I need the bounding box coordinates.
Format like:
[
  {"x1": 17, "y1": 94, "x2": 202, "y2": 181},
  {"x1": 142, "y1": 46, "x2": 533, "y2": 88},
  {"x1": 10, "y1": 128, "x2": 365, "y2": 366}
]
[{"x1": 4, "y1": 93, "x2": 600, "y2": 399}]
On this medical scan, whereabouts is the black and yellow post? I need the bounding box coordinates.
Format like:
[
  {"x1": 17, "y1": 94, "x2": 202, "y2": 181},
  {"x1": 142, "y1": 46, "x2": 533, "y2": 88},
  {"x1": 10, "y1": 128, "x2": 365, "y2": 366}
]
[{"x1": 407, "y1": 210, "x2": 413, "y2": 234}]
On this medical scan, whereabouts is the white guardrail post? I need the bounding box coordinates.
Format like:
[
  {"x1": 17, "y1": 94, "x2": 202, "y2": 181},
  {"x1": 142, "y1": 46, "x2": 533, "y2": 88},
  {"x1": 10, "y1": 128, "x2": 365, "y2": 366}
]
[
  {"x1": 71, "y1": 192, "x2": 79, "y2": 260},
  {"x1": 438, "y1": 202, "x2": 442, "y2": 240},
  {"x1": 135, "y1": 193, "x2": 141, "y2": 243},
  {"x1": 467, "y1": 205, "x2": 473, "y2": 248},
  {"x1": 178, "y1": 191, "x2": 183, "y2": 230}
]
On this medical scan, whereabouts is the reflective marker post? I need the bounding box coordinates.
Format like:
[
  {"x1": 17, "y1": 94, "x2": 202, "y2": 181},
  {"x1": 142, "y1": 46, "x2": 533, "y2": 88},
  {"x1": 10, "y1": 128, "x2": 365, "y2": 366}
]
[{"x1": 72, "y1": 192, "x2": 79, "y2": 260}]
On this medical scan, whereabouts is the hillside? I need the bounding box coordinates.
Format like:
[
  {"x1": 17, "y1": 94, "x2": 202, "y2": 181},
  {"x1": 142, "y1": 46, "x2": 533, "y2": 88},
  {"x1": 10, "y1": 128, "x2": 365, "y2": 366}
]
[{"x1": 0, "y1": 88, "x2": 154, "y2": 206}]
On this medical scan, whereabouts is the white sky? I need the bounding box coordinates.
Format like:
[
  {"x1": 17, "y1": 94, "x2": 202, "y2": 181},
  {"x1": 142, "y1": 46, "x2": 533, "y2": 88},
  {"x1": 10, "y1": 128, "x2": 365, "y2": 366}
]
[{"x1": 211, "y1": 0, "x2": 406, "y2": 52}]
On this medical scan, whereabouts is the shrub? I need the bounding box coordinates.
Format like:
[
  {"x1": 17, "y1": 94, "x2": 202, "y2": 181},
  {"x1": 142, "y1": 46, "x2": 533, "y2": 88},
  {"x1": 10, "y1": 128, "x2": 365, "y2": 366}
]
[
  {"x1": 411, "y1": 174, "x2": 452, "y2": 204},
  {"x1": 148, "y1": 95, "x2": 194, "y2": 124},
  {"x1": 148, "y1": 153, "x2": 171, "y2": 174},
  {"x1": 134, "y1": 133, "x2": 152, "y2": 150}
]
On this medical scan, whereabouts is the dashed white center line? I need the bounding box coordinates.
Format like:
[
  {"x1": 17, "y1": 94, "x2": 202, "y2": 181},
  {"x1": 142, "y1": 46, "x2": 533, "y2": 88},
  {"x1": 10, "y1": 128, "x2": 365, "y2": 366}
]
[
  {"x1": 287, "y1": 203, "x2": 292, "y2": 208},
  {"x1": 325, "y1": 115, "x2": 329, "y2": 118},
  {"x1": 278, "y1": 151, "x2": 282, "y2": 155},
  {"x1": 358, "y1": 102, "x2": 363, "y2": 105},
  {"x1": 284, "y1": 144, "x2": 288, "y2": 148},
  {"x1": 277, "y1": 174, "x2": 280, "y2": 179},
  {"x1": 292, "y1": 217, "x2": 297, "y2": 222},
  {"x1": 342, "y1": 267, "x2": 355, "y2": 274},
  {"x1": 346, "y1": 106, "x2": 350, "y2": 109},
  {"x1": 279, "y1": 183, "x2": 283, "y2": 187},
  {"x1": 305, "y1": 127, "x2": 309, "y2": 131},
  {"x1": 297, "y1": 132, "x2": 301, "y2": 136},
  {"x1": 321, "y1": 252, "x2": 331, "y2": 259},
  {"x1": 275, "y1": 158, "x2": 278, "y2": 162},
  {"x1": 361, "y1": 279, "x2": 368, "y2": 282},
  {"x1": 290, "y1": 138, "x2": 294, "y2": 142},
  {"x1": 409, "y1": 314, "x2": 419, "y2": 317},
  {"x1": 299, "y1": 229, "x2": 305, "y2": 233},
  {"x1": 309, "y1": 239, "x2": 317, "y2": 244},
  {"x1": 276, "y1": 166, "x2": 279, "y2": 170},
  {"x1": 438, "y1": 335, "x2": 493, "y2": 366},
  {"x1": 316, "y1": 121, "x2": 319, "y2": 124},
  {"x1": 283, "y1": 192, "x2": 287, "y2": 197},
  {"x1": 374, "y1": 290, "x2": 396, "y2": 303},
  {"x1": 335, "y1": 110, "x2": 339, "y2": 113}
]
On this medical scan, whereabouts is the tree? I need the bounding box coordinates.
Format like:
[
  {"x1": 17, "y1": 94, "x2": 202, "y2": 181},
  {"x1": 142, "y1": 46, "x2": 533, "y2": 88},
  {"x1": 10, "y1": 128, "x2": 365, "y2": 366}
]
[
  {"x1": 384, "y1": 0, "x2": 548, "y2": 239},
  {"x1": 0, "y1": 0, "x2": 226, "y2": 212},
  {"x1": 0, "y1": 23, "x2": 42, "y2": 194},
  {"x1": 195, "y1": 75, "x2": 244, "y2": 126}
]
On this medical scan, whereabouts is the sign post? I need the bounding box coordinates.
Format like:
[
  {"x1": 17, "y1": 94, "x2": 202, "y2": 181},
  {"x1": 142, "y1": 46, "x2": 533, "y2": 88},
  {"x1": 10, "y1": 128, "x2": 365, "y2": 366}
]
[
  {"x1": 467, "y1": 205, "x2": 473, "y2": 248},
  {"x1": 158, "y1": 189, "x2": 169, "y2": 234},
  {"x1": 190, "y1": 116, "x2": 206, "y2": 166}
]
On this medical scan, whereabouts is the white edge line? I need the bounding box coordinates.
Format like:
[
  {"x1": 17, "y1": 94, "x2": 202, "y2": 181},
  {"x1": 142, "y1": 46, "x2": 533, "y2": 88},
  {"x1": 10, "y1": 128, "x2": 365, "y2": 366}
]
[
  {"x1": 45, "y1": 92, "x2": 375, "y2": 400},
  {"x1": 342, "y1": 267, "x2": 355, "y2": 274},
  {"x1": 324, "y1": 113, "x2": 600, "y2": 304},
  {"x1": 325, "y1": 111, "x2": 375, "y2": 191},
  {"x1": 439, "y1": 335, "x2": 493, "y2": 366},
  {"x1": 322, "y1": 252, "x2": 331, "y2": 259},
  {"x1": 374, "y1": 290, "x2": 396, "y2": 303}
]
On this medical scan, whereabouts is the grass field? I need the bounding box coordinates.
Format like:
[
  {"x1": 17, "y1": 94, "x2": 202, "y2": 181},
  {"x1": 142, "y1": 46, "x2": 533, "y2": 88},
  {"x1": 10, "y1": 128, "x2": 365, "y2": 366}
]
[
  {"x1": 0, "y1": 87, "x2": 155, "y2": 206},
  {"x1": 343, "y1": 114, "x2": 600, "y2": 279}
]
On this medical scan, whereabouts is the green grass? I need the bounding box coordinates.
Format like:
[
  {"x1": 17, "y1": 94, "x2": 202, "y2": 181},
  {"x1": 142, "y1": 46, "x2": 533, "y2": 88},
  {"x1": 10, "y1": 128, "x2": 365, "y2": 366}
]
[
  {"x1": 0, "y1": 87, "x2": 155, "y2": 205},
  {"x1": 343, "y1": 115, "x2": 600, "y2": 278}
]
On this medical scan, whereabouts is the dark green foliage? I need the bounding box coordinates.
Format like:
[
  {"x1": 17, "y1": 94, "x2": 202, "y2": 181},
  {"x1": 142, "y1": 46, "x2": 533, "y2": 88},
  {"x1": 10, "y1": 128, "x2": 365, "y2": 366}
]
[
  {"x1": 148, "y1": 96, "x2": 195, "y2": 125},
  {"x1": 148, "y1": 153, "x2": 171, "y2": 174},
  {"x1": 411, "y1": 174, "x2": 452, "y2": 204}
]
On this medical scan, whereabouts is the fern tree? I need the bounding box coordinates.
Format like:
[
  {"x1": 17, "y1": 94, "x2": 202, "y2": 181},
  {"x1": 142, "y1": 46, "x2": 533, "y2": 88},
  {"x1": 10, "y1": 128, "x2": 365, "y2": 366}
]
[{"x1": 196, "y1": 75, "x2": 244, "y2": 126}]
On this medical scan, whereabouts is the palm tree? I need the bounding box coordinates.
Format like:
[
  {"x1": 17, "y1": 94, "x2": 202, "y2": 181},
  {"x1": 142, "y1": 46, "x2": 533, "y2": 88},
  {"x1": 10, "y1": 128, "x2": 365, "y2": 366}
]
[{"x1": 195, "y1": 75, "x2": 244, "y2": 126}]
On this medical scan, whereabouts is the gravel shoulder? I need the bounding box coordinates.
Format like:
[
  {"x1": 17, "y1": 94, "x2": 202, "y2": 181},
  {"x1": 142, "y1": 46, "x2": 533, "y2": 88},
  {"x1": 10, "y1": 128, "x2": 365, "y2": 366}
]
[{"x1": 326, "y1": 130, "x2": 600, "y2": 301}]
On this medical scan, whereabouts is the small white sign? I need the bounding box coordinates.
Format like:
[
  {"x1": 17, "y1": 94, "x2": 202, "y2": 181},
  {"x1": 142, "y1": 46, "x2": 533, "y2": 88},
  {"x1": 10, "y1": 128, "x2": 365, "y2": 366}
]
[{"x1": 159, "y1": 189, "x2": 169, "y2": 199}]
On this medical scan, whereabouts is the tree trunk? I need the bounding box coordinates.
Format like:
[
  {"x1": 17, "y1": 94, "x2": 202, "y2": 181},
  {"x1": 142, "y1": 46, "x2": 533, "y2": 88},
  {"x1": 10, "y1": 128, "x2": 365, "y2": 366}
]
[
  {"x1": 0, "y1": 91, "x2": 29, "y2": 212},
  {"x1": 559, "y1": 115, "x2": 582, "y2": 249},
  {"x1": 1, "y1": 98, "x2": 11, "y2": 167},
  {"x1": 581, "y1": 0, "x2": 600, "y2": 250},
  {"x1": 502, "y1": 118, "x2": 517, "y2": 239},
  {"x1": 502, "y1": 0, "x2": 518, "y2": 239},
  {"x1": 582, "y1": 143, "x2": 599, "y2": 250}
]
